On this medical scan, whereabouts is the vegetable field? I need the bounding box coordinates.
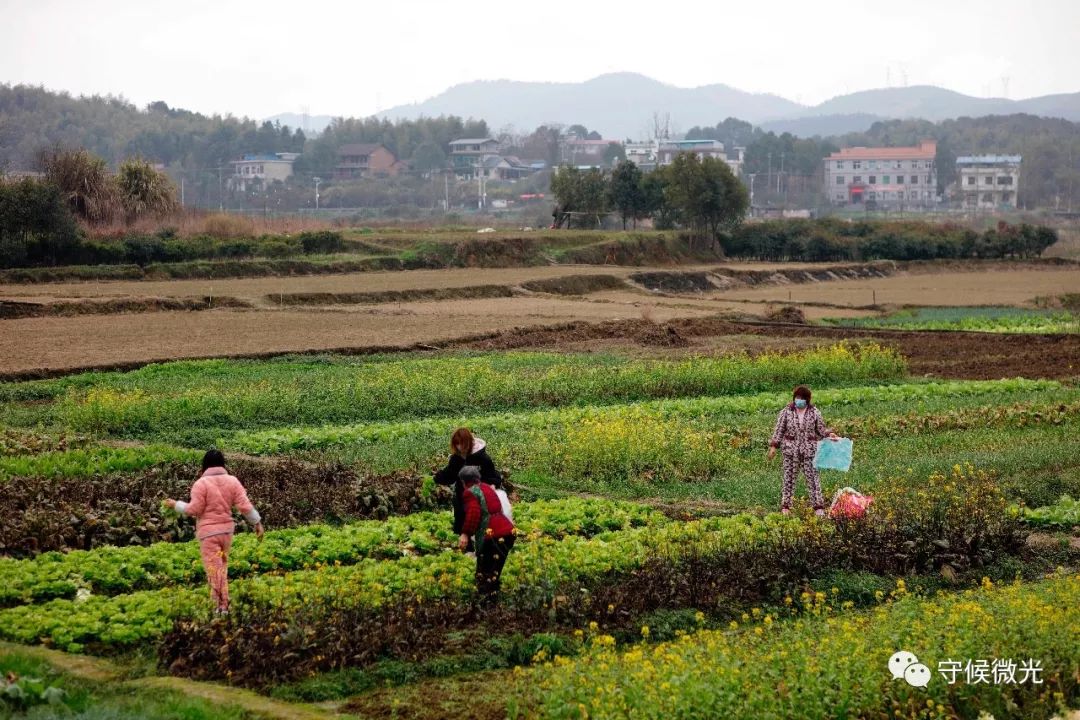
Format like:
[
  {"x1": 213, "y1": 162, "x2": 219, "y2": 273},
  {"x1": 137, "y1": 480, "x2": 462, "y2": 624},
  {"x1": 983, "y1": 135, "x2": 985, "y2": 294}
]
[
  {"x1": 822, "y1": 306, "x2": 1080, "y2": 334},
  {"x1": 1, "y1": 341, "x2": 1078, "y2": 720}
]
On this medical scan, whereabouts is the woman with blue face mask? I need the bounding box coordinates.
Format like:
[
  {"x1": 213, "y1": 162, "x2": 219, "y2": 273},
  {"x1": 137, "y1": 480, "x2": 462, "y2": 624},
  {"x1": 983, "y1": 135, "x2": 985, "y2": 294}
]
[{"x1": 767, "y1": 385, "x2": 840, "y2": 516}]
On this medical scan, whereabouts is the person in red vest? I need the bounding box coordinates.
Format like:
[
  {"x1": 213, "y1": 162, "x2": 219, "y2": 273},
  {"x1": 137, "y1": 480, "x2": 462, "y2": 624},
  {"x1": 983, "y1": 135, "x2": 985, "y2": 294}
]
[{"x1": 457, "y1": 465, "x2": 516, "y2": 607}]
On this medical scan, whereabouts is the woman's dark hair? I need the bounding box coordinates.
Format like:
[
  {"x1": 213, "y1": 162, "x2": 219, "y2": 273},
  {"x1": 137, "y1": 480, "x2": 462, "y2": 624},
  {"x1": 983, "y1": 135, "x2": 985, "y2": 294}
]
[
  {"x1": 202, "y1": 449, "x2": 226, "y2": 472},
  {"x1": 793, "y1": 385, "x2": 812, "y2": 403}
]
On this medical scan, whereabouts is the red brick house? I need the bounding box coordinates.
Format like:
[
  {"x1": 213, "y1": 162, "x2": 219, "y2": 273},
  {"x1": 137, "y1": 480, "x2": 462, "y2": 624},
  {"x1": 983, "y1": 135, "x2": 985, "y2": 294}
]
[{"x1": 335, "y1": 144, "x2": 400, "y2": 179}]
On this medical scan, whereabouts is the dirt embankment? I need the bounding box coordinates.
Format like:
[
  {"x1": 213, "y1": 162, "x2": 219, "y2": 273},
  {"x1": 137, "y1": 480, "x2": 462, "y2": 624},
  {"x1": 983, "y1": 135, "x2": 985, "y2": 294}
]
[
  {"x1": 0, "y1": 274, "x2": 639, "y2": 318},
  {"x1": 271, "y1": 284, "x2": 515, "y2": 306},
  {"x1": 629, "y1": 262, "x2": 897, "y2": 294},
  {"x1": 519, "y1": 274, "x2": 626, "y2": 295},
  {"x1": 0, "y1": 296, "x2": 252, "y2": 319}
]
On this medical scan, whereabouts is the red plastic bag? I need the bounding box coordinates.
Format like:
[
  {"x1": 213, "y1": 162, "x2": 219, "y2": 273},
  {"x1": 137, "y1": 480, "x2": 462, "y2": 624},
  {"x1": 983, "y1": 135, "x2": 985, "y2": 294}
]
[{"x1": 829, "y1": 487, "x2": 873, "y2": 519}]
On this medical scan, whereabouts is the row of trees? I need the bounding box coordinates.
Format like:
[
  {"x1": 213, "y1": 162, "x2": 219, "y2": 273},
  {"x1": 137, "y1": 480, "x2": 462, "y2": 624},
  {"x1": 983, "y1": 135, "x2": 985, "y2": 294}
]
[
  {"x1": 36, "y1": 149, "x2": 178, "y2": 225},
  {"x1": 1, "y1": 149, "x2": 179, "y2": 267},
  {"x1": 551, "y1": 155, "x2": 749, "y2": 245},
  {"x1": 722, "y1": 218, "x2": 1058, "y2": 261}
]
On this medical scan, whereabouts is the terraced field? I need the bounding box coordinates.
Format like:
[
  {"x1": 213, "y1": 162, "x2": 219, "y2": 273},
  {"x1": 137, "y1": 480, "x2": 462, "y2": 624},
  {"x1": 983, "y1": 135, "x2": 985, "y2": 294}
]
[{"x1": 1, "y1": 339, "x2": 1078, "y2": 719}]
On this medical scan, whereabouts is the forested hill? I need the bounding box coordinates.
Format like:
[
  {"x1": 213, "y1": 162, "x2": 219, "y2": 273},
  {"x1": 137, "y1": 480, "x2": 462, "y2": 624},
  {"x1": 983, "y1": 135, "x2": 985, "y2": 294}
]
[
  {"x1": 0, "y1": 84, "x2": 306, "y2": 172},
  {"x1": 0, "y1": 84, "x2": 489, "y2": 176}
]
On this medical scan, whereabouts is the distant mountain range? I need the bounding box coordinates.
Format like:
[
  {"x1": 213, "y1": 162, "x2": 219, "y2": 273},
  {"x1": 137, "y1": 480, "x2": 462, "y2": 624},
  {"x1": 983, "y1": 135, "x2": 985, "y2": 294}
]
[{"x1": 269, "y1": 72, "x2": 1080, "y2": 139}]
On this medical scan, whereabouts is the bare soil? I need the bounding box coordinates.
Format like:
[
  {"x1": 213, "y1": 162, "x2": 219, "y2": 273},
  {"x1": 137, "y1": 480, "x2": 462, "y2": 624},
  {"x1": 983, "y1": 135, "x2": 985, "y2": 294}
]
[
  {"x1": 0, "y1": 298, "x2": 717, "y2": 376},
  {"x1": 712, "y1": 268, "x2": 1080, "y2": 307},
  {"x1": 2, "y1": 261, "x2": 1076, "y2": 377},
  {"x1": 583, "y1": 290, "x2": 878, "y2": 320},
  {"x1": 0, "y1": 265, "x2": 651, "y2": 301}
]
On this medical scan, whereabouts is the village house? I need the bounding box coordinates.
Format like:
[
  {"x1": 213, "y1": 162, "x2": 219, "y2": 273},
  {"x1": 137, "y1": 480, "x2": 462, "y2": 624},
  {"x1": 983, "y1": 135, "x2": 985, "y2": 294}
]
[
  {"x1": 956, "y1": 155, "x2": 1021, "y2": 209},
  {"x1": 655, "y1": 139, "x2": 744, "y2": 176},
  {"x1": 229, "y1": 152, "x2": 299, "y2": 190},
  {"x1": 559, "y1": 138, "x2": 619, "y2": 166},
  {"x1": 449, "y1": 138, "x2": 501, "y2": 178},
  {"x1": 823, "y1": 140, "x2": 938, "y2": 207},
  {"x1": 334, "y1": 144, "x2": 401, "y2": 179}
]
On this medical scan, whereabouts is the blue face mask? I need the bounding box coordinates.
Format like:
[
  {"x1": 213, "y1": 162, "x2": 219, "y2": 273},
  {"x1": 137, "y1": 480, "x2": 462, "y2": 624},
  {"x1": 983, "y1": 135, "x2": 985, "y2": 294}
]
[{"x1": 794, "y1": 398, "x2": 807, "y2": 409}]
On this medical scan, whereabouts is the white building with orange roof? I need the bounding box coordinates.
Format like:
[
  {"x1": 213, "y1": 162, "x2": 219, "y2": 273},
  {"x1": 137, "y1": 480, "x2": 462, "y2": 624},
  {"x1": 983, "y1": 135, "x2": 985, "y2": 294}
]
[{"x1": 823, "y1": 140, "x2": 938, "y2": 208}]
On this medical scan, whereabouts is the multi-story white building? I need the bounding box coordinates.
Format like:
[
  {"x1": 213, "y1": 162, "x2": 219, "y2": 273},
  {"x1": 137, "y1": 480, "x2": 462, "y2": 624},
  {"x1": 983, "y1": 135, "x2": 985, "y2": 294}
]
[
  {"x1": 657, "y1": 139, "x2": 726, "y2": 165},
  {"x1": 956, "y1": 155, "x2": 1021, "y2": 209},
  {"x1": 229, "y1": 152, "x2": 299, "y2": 190},
  {"x1": 624, "y1": 141, "x2": 657, "y2": 170},
  {"x1": 823, "y1": 140, "x2": 937, "y2": 207},
  {"x1": 656, "y1": 139, "x2": 745, "y2": 176}
]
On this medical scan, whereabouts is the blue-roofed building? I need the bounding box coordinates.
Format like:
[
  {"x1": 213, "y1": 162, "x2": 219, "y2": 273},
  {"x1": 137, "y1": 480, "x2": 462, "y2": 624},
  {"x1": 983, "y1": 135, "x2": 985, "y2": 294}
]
[{"x1": 956, "y1": 155, "x2": 1021, "y2": 209}]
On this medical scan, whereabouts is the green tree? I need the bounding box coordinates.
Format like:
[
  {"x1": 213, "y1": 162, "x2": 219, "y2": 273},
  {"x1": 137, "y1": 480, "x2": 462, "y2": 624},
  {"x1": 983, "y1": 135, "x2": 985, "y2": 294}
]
[
  {"x1": 115, "y1": 158, "x2": 179, "y2": 222},
  {"x1": 550, "y1": 166, "x2": 610, "y2": 228},
  {"x1": 609, "y1": 160, "x2": 645, "y2": 229},
  {"x1": 640, "y1": 171, "x2": 673, "y2": 228},
  {"x1": 410, "y1": 141, "x2": 448, "y2": 177},
  {"x1": 603, "y1": 142, "x2": 626, "y2": 168},
  {"x1": 39, "y1": 147, "x2": 119, "y2": 224},
  {"x1": 0, "y1": 177, "x2": 81, "y2": 267},
  {"x1": 662, "y1": 153, "x2": 748, "y2": 247}
]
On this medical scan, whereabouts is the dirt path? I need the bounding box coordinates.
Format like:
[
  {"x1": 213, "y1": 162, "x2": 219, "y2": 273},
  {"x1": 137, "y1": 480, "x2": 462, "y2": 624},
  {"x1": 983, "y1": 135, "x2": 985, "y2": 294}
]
[{"x1": 0, "y1": 642, "x2": 343, "y2": 719}]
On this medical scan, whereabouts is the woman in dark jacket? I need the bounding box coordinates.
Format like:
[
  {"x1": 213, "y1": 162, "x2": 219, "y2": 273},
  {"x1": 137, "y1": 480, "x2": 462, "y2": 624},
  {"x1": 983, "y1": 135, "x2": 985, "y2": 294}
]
[{"x1": 434, "y1": 428, "x2": 503, "y2": 546}]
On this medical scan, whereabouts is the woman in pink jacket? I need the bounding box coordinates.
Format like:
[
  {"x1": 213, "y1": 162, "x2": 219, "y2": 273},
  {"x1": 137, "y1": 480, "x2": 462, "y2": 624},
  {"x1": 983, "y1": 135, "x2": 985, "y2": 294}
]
[{"x1": 165, "y1": 450, "x2": 263, "y2": 613}]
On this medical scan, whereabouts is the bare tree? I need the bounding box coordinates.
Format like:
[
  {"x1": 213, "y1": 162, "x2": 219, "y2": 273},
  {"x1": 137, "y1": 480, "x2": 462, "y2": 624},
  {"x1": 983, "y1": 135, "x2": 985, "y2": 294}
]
[{"x1": 651, "y1": 112, "x2": 671, "y2": 142}]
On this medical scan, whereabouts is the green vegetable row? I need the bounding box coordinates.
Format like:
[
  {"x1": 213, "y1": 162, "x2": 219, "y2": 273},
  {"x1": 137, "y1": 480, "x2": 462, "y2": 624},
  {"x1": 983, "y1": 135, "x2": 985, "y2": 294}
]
[
  {"x1": 0, "y1": 498, "x2": 666, "y2": 607},
  {"x1": 5, "y1": 344, "x2": 904, "y2": 445},
  {"x1": 0, "y1": 513, "x2": 810, "y2": 652},
  {"x1": 822, "y1": 305, "x2": 1080, "y2": 334},
  {"x1": 1023, "y1": 495, "x2": 1080, "y2": 529},
  {"x1": 228, "y1": 378, "x2": 1060, "y2": 457}
]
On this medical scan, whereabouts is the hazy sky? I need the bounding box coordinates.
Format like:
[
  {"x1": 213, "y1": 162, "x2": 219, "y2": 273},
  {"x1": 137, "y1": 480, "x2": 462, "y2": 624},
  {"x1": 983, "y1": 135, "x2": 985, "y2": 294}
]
[{"x1": 2, "y1": 0, "x2": 1078, "y2": 120}]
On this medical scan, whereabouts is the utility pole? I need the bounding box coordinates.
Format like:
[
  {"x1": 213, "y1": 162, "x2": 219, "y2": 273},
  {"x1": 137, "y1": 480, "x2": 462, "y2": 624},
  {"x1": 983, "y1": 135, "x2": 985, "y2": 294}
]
[
  {"x1": 767, "y1": 153, "x2": 772, "y2": 202},
  {"x1": 217, "y1": 167, "x2": 223, "y2": 211},
  {"x1": 180, "y1": 177, "x2": 185, "y2": 207},
  {"x1": 313, "y1": 176, "x2": 322, "y2": 211},
  {"x1": 444, "y1": 170, "x2": 450, "y2": 211},
  {"x1": 748, "y1": 173, "x2": 756, "y2": 213},
  {"x1": 778, "y1": 152, "x2": 785, "y2": 195}
]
